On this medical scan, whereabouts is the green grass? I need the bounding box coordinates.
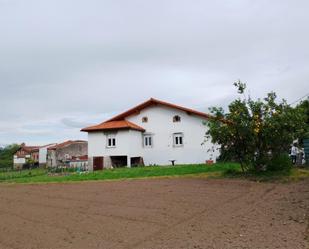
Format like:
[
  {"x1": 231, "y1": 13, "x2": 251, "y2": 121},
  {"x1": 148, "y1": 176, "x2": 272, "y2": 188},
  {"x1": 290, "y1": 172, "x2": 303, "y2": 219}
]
[
  {"x1": 0, "y1": 163, "x2": 239, "y2": 184},
  {"x1": 1, "y1": 163, "x2": 308, "y2": 184},
  {"x1": 223, "y1": 167, "x2": 309, "y2": 182}
]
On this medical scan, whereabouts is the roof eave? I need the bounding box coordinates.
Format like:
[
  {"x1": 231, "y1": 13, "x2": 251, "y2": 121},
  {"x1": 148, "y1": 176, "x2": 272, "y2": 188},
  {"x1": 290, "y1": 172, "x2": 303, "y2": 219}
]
[{"x1": 81, "y1": 127, "x2": 145, "y2": 133}]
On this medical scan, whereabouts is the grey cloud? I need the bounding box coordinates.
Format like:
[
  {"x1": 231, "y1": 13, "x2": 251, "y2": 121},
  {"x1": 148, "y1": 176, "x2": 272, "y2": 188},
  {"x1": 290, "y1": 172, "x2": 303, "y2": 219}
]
[
  {"x1": 0, "y1": 0, "x2": 308, "y2": 144},
  {"x1": 61, "y1": 118, "x2": 91, "y2": 128}
]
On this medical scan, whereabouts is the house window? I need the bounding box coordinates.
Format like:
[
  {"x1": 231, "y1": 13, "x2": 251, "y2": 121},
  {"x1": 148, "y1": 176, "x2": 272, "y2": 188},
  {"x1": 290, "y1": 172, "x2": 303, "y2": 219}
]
[
  {"x1": 173, "y1": 115, "x2": 181, "y2": 122},
  {"x1": 107, "y1": 134, "x2": 116, "y2": 148},
  {"x1": 143, "y1": 135, "x2": 153, "y2": 147},
  {"x1": 142, "y1": 117, "x2": 148, "y2": 123},
  {"x1": 173, "y1": 133, "x2": 184, "y2": 147}
]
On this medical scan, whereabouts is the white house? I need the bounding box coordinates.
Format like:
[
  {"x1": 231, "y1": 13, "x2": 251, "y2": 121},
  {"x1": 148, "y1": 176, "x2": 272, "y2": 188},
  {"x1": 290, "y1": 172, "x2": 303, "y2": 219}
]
[
  {"x1": 39, "y1": 144, "x2": 57, "y2": 166},
  {"x1": 13, "y1": 143, "x2": 56, "y2": 169},
  {"x1": 81, "y1": 98, "x2": 220, "y2": 171}
]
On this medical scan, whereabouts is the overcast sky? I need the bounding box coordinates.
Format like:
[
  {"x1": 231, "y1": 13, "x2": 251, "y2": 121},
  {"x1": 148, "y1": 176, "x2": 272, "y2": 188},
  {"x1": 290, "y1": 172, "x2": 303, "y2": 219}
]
[{"x1": 0, "y1": 0, "x2": 308, "y2": 145}]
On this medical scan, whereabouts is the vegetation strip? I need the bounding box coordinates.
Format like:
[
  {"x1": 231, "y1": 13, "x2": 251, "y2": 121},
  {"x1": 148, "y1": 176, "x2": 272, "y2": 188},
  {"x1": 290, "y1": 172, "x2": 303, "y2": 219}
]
[
  {"x1": 0, "y1": 163, "x2": 239, "y2": 184},
  {"x1": 0, "y1": 163, "x2": 308, "y2": 184}
]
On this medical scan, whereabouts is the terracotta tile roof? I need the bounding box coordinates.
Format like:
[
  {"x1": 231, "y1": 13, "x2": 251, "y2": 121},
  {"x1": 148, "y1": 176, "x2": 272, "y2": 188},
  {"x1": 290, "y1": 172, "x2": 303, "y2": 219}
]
[
  {"x1": 48, "y1": 140, "x2": 87, "y2": 150},
  {"x1": 41, "y1": 143, "x2": 57, "y2": 148},
  {"x1": 21, "y1": 146, "x2": 40, "y2": 153},
  {"x1": 81, "y1": 120, "x2": 145, "y2": 132},
  {"x1": 105, "y1": 98, "x2": 212, "y2": 122},
  {"x1": 18, "y1": 143, "x2": 58, "y2": 153}
]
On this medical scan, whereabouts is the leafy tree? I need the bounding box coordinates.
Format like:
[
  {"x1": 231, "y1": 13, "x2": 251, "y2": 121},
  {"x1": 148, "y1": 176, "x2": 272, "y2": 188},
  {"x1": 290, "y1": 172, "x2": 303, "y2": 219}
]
[
  {"x1": 0, "y1": 144, "x2": 20, "y2": 168},
  {"x1": 296, "y1": 99, "x2": 309, "y2": 146},
  {"x1": 299, "y1": 99, "x2": 309, "y2": 123},
  {"x1": 206, "y1": 81, "x2": 308, "y2": 172}
]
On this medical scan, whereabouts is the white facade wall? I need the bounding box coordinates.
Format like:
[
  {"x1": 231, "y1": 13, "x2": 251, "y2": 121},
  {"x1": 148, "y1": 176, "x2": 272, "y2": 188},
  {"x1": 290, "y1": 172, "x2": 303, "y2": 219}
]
[
  {"x1": 39, "y1": 147, "x2": 48, "y2": 164},
  {"x1": 13, "y1": 156, "x2": 25, "y2": 170},
  {"x1": 13, "y1": 157, "x2": 26, "y2": 165},
  {"x1": 88, "y1": 130, "x2": 143, "y2": 158},
  {"x1": 87, "y1": 105, "x2": 219, "y2": 167},
  {"x1": 127, "y1": 106, "x2": 218, "y2": 165},
  {"x1": 39, "y1": 144, "x2": 57, "y2": 165}
]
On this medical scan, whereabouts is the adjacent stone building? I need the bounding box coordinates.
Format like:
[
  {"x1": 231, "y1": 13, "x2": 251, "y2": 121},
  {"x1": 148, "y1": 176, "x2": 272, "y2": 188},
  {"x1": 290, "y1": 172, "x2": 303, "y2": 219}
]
[{"x1": 47, "y1": 140, "x2": 88, "y2": 167}]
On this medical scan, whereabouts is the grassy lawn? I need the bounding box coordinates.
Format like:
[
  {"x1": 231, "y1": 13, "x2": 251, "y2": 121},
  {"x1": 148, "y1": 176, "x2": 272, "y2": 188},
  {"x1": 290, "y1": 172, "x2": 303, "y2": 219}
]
[
  {"x1": 1, "y1": 163, "x2": 308, "y2": 184},
  {"x1": 0, "y1": 163, "x2": 239, "y2": 184},
  {"x1": 223, "y1": 167, "x2": 309, "y2": 182}
]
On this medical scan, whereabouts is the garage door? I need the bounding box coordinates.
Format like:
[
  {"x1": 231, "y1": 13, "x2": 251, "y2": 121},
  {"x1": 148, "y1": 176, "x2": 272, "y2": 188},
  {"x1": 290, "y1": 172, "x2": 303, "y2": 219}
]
[{"x1": 93, "y1": 157, "x2": 104, "y2": 171}]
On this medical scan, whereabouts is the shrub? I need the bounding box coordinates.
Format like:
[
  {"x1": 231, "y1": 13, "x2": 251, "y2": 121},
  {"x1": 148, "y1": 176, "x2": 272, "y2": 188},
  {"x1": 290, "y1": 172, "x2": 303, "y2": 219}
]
[
  {"x1": 266, "y1": 154, "x2": 292, "y2": 172},
  {"x1": 48, "y1": 167, "x2": 76, "y2": 173},
  {"x1": 206, "y1": 81, "x2": 308, "y2": 172},
  {"x1": 0, "y1": 144, "x2": 20, "y2": 169}
]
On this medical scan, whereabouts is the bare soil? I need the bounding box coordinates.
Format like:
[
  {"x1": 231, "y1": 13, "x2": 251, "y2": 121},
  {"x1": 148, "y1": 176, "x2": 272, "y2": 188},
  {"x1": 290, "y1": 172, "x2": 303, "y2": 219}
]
[{"x1": 0, "y1": 178, "x2": 308, "y2": 249}]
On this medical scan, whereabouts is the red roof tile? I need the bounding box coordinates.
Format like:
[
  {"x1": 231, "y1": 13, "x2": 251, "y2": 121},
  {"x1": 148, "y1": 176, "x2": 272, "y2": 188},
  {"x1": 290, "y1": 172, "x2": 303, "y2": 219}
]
[
  {"x1": 21, "y1": 146, "x2": 40, "y2": 153},
  {"x1": 106, "y1": 98, "x2": 212, "y2": 122},
  {"x1": 81, "y1": 120, "x2": 145, "y2": 132}
]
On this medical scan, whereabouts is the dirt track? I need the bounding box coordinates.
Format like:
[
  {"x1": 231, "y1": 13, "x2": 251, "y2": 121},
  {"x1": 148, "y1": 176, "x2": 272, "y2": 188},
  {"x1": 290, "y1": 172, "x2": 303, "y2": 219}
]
[{"x1": 0, "y1": 178, "x2": 308, "y2": 249}]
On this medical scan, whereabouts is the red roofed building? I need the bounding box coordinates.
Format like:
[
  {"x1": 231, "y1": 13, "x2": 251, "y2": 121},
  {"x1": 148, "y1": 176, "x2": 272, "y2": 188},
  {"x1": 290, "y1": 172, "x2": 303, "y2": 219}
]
[
  {"x1": 13, "y1": 143, "x2": 56, "y2": 169},
  {"x1": 81, "y1": 98, "x2": 220, "y2": 170}
]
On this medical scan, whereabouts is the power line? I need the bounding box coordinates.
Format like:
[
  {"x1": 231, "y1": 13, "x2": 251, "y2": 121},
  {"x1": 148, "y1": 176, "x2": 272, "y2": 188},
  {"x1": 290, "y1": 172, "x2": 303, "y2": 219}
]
[{"x1": 289, "y1": 93, "x2": 309, "y2": 106}]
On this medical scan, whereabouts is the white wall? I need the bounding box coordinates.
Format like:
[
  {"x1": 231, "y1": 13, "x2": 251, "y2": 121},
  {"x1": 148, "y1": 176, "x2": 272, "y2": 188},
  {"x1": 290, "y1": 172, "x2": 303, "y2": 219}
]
[
  {"x1": 88, "y1": 130, "x2": 143, "y2": 158},
  {"x1": 39, "y1": 144, "x2": 56, "y2": 164},
  {"x1": 87, "y1": 105, "x2": 219, "y2": 166},
  {"x1": 13, "y1": 157, "x2": 25, "y2": 165},
  {"x1": 39, "y1": 147, "x2": 48, "y2": 164},
  {"x1": 127, "y1": 105, "x2": 219, "y2": 165}
]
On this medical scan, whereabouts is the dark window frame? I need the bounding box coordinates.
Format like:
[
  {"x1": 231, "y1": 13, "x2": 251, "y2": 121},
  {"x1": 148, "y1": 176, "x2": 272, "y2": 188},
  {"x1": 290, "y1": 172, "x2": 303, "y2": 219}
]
[
  {"x1": 173, "y1": 133, "x2": 184, "y2": 147},
  {"x1": 173, "y1": 115, "x2": 181, "y2": 122}
]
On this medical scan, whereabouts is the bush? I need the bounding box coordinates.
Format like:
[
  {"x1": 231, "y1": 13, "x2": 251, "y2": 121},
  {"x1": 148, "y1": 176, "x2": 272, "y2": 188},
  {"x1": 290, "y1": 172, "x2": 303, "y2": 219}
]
[
  {"x1": 0, "y1": 159, "x2": 12, "y2": 169},
  {"x1": 22, "y1": 162, "x2": 39, "y2": 170},
  {"x1": 266, "y1": 154, "x2": 292, "y2": 172},
  {"x1": 48, "y1": 167, "x2": 76, "y2": 173}
]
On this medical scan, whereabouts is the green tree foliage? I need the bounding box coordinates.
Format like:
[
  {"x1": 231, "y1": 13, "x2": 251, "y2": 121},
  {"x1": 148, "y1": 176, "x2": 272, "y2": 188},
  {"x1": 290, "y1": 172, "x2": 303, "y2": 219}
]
[
  {"x1": 0, "y1": 144, "x2": 20, "y2": 168},
  {"x1": 296, "y1": 99, "x2": 309, "y2": 146},
  {"x1": 206, "y1": 81, "x2": 308, "y2": 172},
  {"x1": 297, "y1": 99, "x2": 309, "y2": 130}
]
